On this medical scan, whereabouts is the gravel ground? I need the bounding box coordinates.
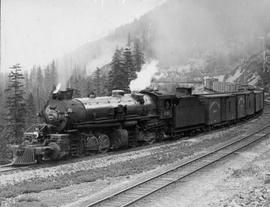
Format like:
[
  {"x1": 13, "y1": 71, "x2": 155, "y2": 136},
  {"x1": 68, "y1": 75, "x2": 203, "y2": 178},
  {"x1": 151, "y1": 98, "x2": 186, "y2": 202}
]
[
  {"x1": 1, "y1": 110, "x2": 270, "y2": 207},
  {"x1": 130, "y1": 134, "x2": 270, "y2": 207}
]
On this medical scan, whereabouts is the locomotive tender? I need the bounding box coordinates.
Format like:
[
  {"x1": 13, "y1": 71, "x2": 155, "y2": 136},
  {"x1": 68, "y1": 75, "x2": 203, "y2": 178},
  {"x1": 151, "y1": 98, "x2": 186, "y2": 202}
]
[{"x1": 12, "y1": 87, "x2": 264, "y2": 165}]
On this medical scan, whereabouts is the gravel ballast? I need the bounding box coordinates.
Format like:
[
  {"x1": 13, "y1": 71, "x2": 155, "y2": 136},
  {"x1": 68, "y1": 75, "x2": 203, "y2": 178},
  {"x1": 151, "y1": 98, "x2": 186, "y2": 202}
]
[{"x1": 1, "y1": 110, "x2": 270, "y2": 206}]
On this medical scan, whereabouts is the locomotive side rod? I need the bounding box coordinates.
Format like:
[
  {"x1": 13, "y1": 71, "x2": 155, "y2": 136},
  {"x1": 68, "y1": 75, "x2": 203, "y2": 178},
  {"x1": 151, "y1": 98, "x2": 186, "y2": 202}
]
[{"x1": 84, "y1": 123, "x2": 270, "y2": 207}]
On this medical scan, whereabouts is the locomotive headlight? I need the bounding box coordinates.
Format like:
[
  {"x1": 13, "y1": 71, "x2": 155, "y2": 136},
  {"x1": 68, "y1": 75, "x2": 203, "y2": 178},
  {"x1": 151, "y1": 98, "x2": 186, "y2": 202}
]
[{"x1": 45, "y1": 105, "x2": 59, "y2": 122}]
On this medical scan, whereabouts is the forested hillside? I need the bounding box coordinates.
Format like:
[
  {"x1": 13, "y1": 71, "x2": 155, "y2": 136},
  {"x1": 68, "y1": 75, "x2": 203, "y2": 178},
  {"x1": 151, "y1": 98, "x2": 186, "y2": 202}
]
[{"x1": 56, "y1": 0, "x2": 270, "y2": 82}]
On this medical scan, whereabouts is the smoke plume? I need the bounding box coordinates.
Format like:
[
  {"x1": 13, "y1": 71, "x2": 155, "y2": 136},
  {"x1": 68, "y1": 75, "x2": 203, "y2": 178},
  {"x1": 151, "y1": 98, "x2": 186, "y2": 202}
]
[{"x1": 129, "y1": 60, "x2": 159, "y2": 91}]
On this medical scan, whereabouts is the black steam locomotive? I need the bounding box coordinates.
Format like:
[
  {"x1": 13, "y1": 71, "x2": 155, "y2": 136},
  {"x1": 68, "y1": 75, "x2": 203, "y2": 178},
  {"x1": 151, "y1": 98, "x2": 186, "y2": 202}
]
[{"x1": 12, "y1": 86, "x2": 264, "y2": 165}]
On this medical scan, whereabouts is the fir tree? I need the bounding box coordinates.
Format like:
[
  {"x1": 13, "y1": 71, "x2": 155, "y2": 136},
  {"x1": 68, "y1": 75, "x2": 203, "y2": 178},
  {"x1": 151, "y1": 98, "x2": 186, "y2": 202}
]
[
  {"x1": 109, "y1": 48, "x2": 129, "y2": 92},
  {"x1": 44, "y1": 65, "x2": 51, "y2": 94},
  {"x1": 4, "y1": 64, "x2": 26, "y2": 143},
  {"x1": 0, "y1": 127, "x2": 12, "y2": 163},
  {"x1": 29, "y1": 66, "x2": 37, "y2": 90},
  {"x1": 36, "y1": 66, "x2": 44, "y2": 92},
  {"x1": 25, "y1": 92, "x2": 37, "y2": 127},
  {"x1": 44, "y1": 61, "x2": 58, "y2": 96},
  {"x1": 35, "y1": 66, "x2": 46, "y2": 112},
  {"x1": 123, "y1": 46, "x2": 136, "y2": 87},
  {"x1": 69, "y1": 65, "x2": 83, "y2": 97},
  {"x1": 133, "y1": 39, "x2": 145, "y2": 72},
  {"x1": 50, "y1": 60, "x2": 58, "y2": 85},
  {"x1": 93, "y1": 67, "x2": 102, "y2": 96}
]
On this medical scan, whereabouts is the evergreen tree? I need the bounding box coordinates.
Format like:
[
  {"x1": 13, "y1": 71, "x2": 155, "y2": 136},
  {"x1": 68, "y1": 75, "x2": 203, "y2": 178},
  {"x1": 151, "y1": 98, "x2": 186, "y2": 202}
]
[
  {"x1": 69, "y1": 65, "x2": 84, "y2": 97},
  {"x1": 44, "y1": 65, "x2": 51, "y2": 94},
  {"x1": 36, "y1": 66, "x2": 46, "y2": 111},
  {"x1": 36, "y1": 66, "x2": 44, "y2": 92},
  {"x1": 0, "y1": 127, "x2": 12, "y2": 163},
  {"x1": 29, "y1": 66, "x2": 37, "y2": 90},
  {"x1": 50, "y1": 60, "x2": 58, "y2": 86},
  {"x1": 93, "y1": 67, "x2": 102, "y2": 96},
  {"x1": 24, "y1": 71, "x2": 30, "y2": 91},
  {"x1": 85, "y1": 75, "x2": 95, "y2": 96},
  {"x1": 133, "y1": 39, "x2": 145, "y2": 72},
  {"x1": 4, "y1": 64, "x2": 26, "y2": 143},
  {"x1": 109, "y1": 48, "x2": 129, "y2": 92},
  {"x1": 123, "y1": 46, "x2": 136, "y2": 87},
  {"x1": 25, "y1": 92, "x2": 37, "y2": 127},
  {"x1": 43, "y1": 61, "x2": 58, "y2": 96}
]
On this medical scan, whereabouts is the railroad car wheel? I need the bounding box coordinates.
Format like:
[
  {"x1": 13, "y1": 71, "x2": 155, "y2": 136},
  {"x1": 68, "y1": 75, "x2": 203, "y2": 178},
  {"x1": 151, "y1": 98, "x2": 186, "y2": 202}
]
[
  {"x1": 98, "y1": 134, "x2": 110, "y2": 153},
  {"x1": 147, "y1": 138, "x2": 155, "y2": 145},
  {"x1": 136, "y1": 130, "x2": 153, "y2": 145},
  {"x1": 156, "y1": 129, "x2": 165, "y2": 142},
  {"x1": 47, "y1": 142, "x2": 61, "y2": 160},
  {"x1": 145, "y1": 132, "x2": 155, "y2": 145}
]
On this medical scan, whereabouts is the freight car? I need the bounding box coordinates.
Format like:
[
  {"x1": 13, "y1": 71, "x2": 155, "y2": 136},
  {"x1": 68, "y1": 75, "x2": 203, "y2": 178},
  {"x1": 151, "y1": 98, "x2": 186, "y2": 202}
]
[{"x1": 11, "y1": 87, "x2": 264, "y2": 166}]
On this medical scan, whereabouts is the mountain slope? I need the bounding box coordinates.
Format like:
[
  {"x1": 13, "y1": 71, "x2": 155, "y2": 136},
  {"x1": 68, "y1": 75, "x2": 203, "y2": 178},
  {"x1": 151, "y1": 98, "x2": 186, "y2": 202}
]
[
  {"x1": 224, "y1": 51, "x2": 269, "y2": 87},
  {"x1": 56, "y1": 0, "x2": 270, "y2": 85}
]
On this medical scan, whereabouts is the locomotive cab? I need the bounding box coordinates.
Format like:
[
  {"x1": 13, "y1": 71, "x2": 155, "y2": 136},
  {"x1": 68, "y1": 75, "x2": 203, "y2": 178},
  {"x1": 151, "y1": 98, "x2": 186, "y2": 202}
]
[
  {"x1": 141, "y1": 89, "x2": 174, "y2": 119},
  {"x1": 158, "y1": 97, "x2": 173, "y2": 119}
]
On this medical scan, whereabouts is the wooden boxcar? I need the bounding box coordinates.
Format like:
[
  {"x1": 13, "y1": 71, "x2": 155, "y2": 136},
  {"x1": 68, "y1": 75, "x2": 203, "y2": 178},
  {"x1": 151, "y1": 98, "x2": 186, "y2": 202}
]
[
  {"x1": 200, "y1": 94, "x2": 237, "y2": 125},
  {"x1": 173, "y1": 96, "x2": 205, "y2": 131},
  {"x1": 245, "y1": 91, "x2": 255, "y2": 116},
  {"x1": 221, "y1": 94, "x2": 236, "y2": 122},
  {"x1": 254, "y1": 91, "x2": 264, "y2": 112},
  {"x1": 236, "y1": 92, "x2": 246, "y2": 119},
  {"x1": 199, "y1": 94, "x2": 223, "y2": 125}
]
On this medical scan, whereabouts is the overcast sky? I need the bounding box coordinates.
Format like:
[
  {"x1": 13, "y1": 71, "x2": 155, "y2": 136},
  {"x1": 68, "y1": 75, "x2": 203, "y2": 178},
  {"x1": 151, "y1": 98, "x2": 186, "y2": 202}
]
[{"x1": 1, "y1": 0, "x2": 164, "y2": 72}]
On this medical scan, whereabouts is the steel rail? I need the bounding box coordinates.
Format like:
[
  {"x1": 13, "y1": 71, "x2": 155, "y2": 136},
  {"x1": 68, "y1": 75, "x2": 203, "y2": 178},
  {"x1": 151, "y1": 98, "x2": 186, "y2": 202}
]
[{"x1": 86, "y1": 123, "x2": 270, "y2": 207}]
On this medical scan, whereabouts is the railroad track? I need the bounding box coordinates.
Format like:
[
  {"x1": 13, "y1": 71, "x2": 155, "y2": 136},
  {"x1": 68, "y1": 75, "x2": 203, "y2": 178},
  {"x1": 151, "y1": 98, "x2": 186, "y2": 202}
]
[
  {"x1": 0, "y1": 164, "x2": 30, "y2": 173},
  {"x1": 85, "y1": 123, "x2": 270, "y2": 207},
  {"x1": 0, "y1": 165, "x2": 18, "y2": 173}
]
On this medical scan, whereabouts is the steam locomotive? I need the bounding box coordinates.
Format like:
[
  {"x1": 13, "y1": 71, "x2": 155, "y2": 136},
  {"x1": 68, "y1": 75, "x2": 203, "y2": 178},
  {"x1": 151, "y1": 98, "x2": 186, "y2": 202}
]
[{"x1": 12, "y1": 86, "x2": 264, "y2": 165}]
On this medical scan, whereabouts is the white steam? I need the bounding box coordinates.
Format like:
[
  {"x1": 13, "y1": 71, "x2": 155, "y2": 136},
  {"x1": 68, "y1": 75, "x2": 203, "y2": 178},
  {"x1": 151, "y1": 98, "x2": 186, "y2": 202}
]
[
  {"x1": 53, "y1": 83, "x2": 61, "y2": 94},
  {"x1": 130, "y1": 60, "x2": 159, "y2": 91}
]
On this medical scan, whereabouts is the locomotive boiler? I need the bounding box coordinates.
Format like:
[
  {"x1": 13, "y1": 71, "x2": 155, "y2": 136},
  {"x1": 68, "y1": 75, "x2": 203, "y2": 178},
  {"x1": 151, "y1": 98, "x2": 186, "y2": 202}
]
[{"x1": 12, "y1": 89, "x2": 164, "y2": 165}]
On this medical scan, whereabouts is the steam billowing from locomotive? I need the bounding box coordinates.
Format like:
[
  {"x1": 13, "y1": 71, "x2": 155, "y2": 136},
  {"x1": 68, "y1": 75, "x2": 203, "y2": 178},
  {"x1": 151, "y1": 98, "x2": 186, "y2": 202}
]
[{"x1": 129, "y1": 60, "x2": 160, "y2": 91}]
